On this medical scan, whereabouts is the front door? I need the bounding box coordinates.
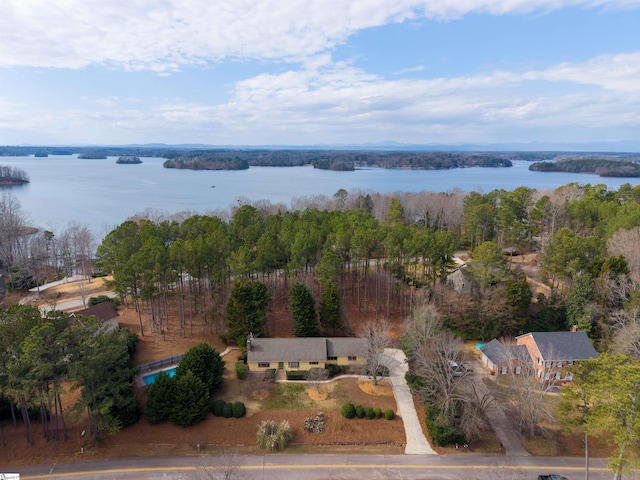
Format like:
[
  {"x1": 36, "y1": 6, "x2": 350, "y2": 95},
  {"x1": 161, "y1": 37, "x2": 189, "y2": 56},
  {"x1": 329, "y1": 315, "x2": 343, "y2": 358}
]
[{"x1": 278, "y1": 362, "x2": 284, "y2": 369}]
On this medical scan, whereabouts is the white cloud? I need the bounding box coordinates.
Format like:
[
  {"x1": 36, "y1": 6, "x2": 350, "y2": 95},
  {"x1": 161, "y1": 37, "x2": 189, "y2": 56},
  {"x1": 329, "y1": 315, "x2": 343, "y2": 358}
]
[{"x1": 1, "y1": 0, "x2": 639, "y2": 71}]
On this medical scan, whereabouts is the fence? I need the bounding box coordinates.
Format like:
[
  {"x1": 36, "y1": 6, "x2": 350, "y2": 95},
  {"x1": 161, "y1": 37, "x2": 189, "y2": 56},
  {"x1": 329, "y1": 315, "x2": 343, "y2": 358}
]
[{"x1": 138, "y1": 354, "x2": 184, "y2": 373}]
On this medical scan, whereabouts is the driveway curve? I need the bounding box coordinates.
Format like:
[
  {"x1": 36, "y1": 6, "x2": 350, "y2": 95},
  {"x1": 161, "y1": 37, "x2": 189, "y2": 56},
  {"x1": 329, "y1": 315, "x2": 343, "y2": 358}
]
[{"x1": 384, "y1": 348, "x2": 437, "y2": 455}]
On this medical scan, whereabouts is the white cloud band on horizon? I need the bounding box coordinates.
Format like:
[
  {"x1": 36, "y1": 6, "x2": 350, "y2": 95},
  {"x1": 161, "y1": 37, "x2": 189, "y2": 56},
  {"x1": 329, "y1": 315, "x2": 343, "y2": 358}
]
[
  {"x1": 2, "y1": 0, "x2": 640, "y2": 71},
  {"x1": 7, "y1": 49, "x2": 636, "y2": 145}
]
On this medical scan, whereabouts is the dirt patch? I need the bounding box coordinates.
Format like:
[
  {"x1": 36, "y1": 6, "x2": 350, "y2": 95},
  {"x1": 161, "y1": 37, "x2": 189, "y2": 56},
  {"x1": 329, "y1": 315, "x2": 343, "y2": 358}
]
[
  {"x1": 0, "y1": 375, "x2": 404, "y2": 468},
  {"x1": 307, "y1": 388, "x2": 328, "y2": 401},
  {"x1": 357, "y1": 378, "x2": 394, "y2": 397}
]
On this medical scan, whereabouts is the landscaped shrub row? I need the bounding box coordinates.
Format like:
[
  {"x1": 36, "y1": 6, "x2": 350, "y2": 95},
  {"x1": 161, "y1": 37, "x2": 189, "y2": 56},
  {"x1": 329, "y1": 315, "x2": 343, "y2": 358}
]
[
  {"x1": 286, "y1": 370, "x2": 309, "y2": 380},
  {"x1": 326, "y1": 364, "x2": 349, "y2": 377},
  {"x1": 210, "y1": 399, "x2": 246, "y2": 418},
  {"x1": 235, "y1": 360, "x2": 249, "y2": 380},
  {"x1": 341, "y1": 403, "x2": 394, "y2": 420}
]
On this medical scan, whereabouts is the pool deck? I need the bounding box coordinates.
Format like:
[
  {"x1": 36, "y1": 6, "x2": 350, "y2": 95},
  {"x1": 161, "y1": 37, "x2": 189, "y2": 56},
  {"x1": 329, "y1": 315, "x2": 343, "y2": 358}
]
[{"x1": 134, "y1": 346, "x2": 239, "y2": 387}]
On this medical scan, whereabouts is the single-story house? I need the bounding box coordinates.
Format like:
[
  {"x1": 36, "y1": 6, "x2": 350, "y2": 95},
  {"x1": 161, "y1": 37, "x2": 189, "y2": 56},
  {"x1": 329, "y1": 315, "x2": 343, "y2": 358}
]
[
  {"x1": 516, "y1": 330, "x2": 598, "y2": 383},
  {"x1": 480, "y1": 339, "x2": 531, "y2": 376},
  {"x1": 246, "y1": 336, "x2": 367, "y2": 372},
  {"x1": 71, "y1": 302, "x2": 120, "y2": 332}
]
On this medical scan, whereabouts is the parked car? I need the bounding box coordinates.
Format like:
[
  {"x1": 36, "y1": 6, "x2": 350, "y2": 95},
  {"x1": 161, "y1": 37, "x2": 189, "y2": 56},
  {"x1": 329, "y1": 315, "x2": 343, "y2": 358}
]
[{"x1": 537, "y1": 475, "x2": 570, "y2": 480}]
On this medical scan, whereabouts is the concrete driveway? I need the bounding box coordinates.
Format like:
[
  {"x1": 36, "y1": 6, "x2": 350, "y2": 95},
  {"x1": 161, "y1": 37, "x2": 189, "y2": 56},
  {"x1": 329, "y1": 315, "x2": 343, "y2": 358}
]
[{"x1": 384, "y1": 348, "x2": 437, "y2": 455}]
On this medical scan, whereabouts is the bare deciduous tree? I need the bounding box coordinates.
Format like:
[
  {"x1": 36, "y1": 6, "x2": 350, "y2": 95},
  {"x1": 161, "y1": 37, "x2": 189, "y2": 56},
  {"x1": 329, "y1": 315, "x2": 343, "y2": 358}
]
[
  {"x1": 507, "y1": 357, "x2": 555, "y2": 437},
  {"x1": 307, "y1": 367, "x2": 329, "y2": 393},
  {"x1": 0, "y1": 193, "x2": 29, "y2": 285},
  {"x1": 411, "y1": 329, "x2": 472, "y2": 419},
  {"x1": 458, "y1": 382, "x2": 494, "y2": 441},
  {"x1": 608, "y1": 227, "x2": 640, "y2": 284},
  {"x1": 359, "y1": 318, "x2": 393, "y2": 386}
]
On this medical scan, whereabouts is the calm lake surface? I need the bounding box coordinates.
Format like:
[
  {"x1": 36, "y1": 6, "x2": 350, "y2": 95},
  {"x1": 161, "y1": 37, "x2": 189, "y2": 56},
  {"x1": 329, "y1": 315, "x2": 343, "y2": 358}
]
[{"x1": 2, "y1": 154, "x2": 640, "y2": 237}]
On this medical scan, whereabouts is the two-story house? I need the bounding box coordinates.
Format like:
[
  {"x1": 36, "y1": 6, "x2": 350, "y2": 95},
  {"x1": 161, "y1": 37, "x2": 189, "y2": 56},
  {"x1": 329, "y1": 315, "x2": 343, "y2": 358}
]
[{"x1": 515, "y1": 330, "x2": 598, "y2": 383}]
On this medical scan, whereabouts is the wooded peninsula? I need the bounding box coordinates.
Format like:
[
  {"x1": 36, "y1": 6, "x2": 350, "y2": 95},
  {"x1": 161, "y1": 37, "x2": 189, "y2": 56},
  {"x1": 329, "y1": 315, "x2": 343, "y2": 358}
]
[
  {"x1": 0, "y1": 165, "x2": 29, "y2": 185},
  {"x1": 530, "y1": 155, "x2": 640, "y2": 177}
]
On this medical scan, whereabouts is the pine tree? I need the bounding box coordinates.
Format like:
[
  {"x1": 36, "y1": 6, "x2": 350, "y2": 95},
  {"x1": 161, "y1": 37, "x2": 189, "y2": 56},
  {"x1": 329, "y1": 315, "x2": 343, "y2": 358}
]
[
  {"x1": 319, "y1": 281, "x2": 342, "y2": 331},
  {"x1": 290, "y1": 282, "x2": 319, "y2": 337},
  {"x1": 145, "y1": 372, "x2": 176, "y2": 424},
  {"x1": 170, "y1": 371, "x2": 209, "y2": 427},
  {"x1": 174, "y1": 342, "x2": 225, "y2": 395},
  {"x1": 225, "y1": 280, "x2": 270, "y2": 341}
]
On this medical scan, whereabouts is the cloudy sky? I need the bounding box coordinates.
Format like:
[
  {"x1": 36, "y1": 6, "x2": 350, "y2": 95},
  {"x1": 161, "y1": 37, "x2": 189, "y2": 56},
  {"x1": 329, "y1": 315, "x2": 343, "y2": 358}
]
[{"x1": 1, "y1": 0, "x2": 640, "y2": 147}]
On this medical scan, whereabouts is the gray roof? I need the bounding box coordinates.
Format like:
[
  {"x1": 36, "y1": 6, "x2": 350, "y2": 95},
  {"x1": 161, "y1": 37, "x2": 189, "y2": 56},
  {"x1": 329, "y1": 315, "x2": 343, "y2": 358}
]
[
  {"x1": 517, "y1": 331, "x2": 598, "y2": 361},
  {"x1": 247, "y1": 337, "x2": 366, "y2": 363},
  {"x1": 327, "y1": 337, "x2": 367, "y2": 357},
  {"x1": 481, "y1": 339, "x2": 530, "y2": 365},
  {"x1": 72, "y1": 302, "x2": 119, "y2": 321}
]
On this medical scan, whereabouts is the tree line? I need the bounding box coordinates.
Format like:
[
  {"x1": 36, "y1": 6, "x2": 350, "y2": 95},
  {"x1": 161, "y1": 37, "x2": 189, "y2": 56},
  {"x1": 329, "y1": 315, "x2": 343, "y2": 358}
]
[{"x1": 0, "y1": 305, "x2": 139, "y2": 446}]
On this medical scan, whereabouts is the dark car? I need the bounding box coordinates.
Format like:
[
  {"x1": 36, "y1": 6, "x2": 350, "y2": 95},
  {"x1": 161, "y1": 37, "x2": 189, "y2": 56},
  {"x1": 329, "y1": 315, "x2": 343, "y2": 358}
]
[{"x1": 538, "y1": 475, "x2": 570, "y2": 480}]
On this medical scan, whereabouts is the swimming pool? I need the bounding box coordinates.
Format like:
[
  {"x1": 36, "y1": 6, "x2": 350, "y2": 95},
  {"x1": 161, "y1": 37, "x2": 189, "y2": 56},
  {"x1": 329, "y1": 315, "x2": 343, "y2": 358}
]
[{"x1": 142, "y1": 367, "x2": 177, "y2": 385}]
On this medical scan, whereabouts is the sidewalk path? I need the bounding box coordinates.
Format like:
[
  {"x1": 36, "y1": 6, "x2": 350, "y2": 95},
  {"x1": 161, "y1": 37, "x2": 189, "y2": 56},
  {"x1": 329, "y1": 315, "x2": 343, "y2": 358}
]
[{"x1": 384, "y1": 348, "x2": 437, "y2": 455}]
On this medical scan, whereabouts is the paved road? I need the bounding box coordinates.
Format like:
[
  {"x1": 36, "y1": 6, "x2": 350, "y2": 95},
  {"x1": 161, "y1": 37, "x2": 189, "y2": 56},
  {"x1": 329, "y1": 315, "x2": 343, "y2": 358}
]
[{"x1": 12, "y1": 453, "x2": 610, "y2": 480}]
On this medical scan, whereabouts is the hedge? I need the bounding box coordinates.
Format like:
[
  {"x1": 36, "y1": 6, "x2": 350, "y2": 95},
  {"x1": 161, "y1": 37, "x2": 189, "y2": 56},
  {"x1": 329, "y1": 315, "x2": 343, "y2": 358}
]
[
  {"x1": 355, "y1": 405, "x2": 366, "y2": 418},
  {"x1": 384, "y1": 409, "x2": 395, "y2": 420},
  {"x1": 365, "y1": 407, "x2": 376, "y2": 419},
  {"x1": 285, "y1": 370, "x2": 309, "y2": 381},
  {"x1": 235, "y1": 360, "x2": 249, "y2": 380},
  {"x1": 211, "y1": 399, "x2": 226, "y2": 417},
  {"x1": 222, "y1": 402, "x2": 233, "y2": 418},
  {"x1": 341, "y1": 403, "x2": 356, "y2": 419},
  {"x1": 326, "y1": 364, "x2": 349, "y2": 377},
  {"x1": 424, "y1": 405, "x2": 462, "y2": 446},
  {"x1": 232, "y1": 401, "x2": 246, "y2": 418}
]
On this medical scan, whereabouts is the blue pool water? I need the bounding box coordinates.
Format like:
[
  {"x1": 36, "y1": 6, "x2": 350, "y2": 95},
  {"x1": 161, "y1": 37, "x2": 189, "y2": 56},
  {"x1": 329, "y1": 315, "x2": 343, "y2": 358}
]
[{"x1": 143, "y1": 367, "x2": 177, "y2": 385}]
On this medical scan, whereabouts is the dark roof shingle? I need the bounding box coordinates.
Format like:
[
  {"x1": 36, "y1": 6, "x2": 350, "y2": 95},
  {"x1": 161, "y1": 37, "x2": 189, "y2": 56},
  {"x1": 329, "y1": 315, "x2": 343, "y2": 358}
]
[{"x1": 518, "y1": 331, "x2": 598, "y2": 361}]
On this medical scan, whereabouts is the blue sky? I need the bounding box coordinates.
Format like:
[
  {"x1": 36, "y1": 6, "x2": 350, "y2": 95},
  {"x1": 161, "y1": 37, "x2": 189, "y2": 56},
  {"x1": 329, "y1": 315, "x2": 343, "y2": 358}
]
[{"x1": 1, "y1": 1, "x2": 640, "y2": 147}]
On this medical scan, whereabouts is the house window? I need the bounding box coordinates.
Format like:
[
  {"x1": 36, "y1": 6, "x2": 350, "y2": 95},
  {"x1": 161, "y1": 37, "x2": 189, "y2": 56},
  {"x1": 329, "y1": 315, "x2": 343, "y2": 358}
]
[
  {"x1": 289, "y1": 362, "x2": 299, "y2": 369},
  {"x1": 568, "y1": 360, "x2": 574, "y2": 366},
  {"x1": 515, "y1": 365, "x2": 522, "y2": 375},
  {"x1": 544, "y1": 372, "x2": 550, "y2": 380},
  {"x1": 565, "y1": 372, "x2": 573, "y2": 381},
  {"x1": 537, "y1": 357, "x2": 542, "y2": 365},
  {"x1": 554, "y1": 372, "x2": 561, "y2": 380},
  {"x1": 557, "y1": 361, "x2": 563, "y2": 368},
  {"x1": 536, "y1": 369, "x2": 542, "y2": 378},
  {"x1": 310, "y1": 361, "x2": 319, "y2": 365},
  {"x1": 545, "y1": 361, "x2": 551, "y2": 368},
  {"x1": 258, "y1": 362, "x2": 270, "y2": 368},
  {"x1": 500, "y1": 366, "x2": 507, "y2": 375},
  {"x1": 327, "y1": 356, "x2": 337, "y2": 361},
  {"x1": 348, "y1": 356, "x2": 357, "y2": 361}
]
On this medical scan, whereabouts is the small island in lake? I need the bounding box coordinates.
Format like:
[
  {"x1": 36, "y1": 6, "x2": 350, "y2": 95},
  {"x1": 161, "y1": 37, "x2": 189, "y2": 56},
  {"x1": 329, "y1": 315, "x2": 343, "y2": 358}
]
[
  {"x1": 530, "y1": 157, "x2": 640, "y2": 177},
  {"x1": 161, "y1": 150, "x2": 513, "y2": 171},
  {"x1": 164, "y1": 157, "x2": 249, "y2": 170},
  {"x1": 78, "y1": 153, "x2": 107, "y2": 159},
  {"x1": 116, "y1": 156, "x2": 142, "y2": 164},
  {"x1": 0, "y1": 165, "x2": 30, "y2": 185}
]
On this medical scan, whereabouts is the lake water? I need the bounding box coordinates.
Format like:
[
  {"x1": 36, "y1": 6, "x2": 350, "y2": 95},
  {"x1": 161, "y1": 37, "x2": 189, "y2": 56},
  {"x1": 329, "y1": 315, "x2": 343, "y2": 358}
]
[{"x1": 2, "y1": 154, "x2": 640, "y2": 237}]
